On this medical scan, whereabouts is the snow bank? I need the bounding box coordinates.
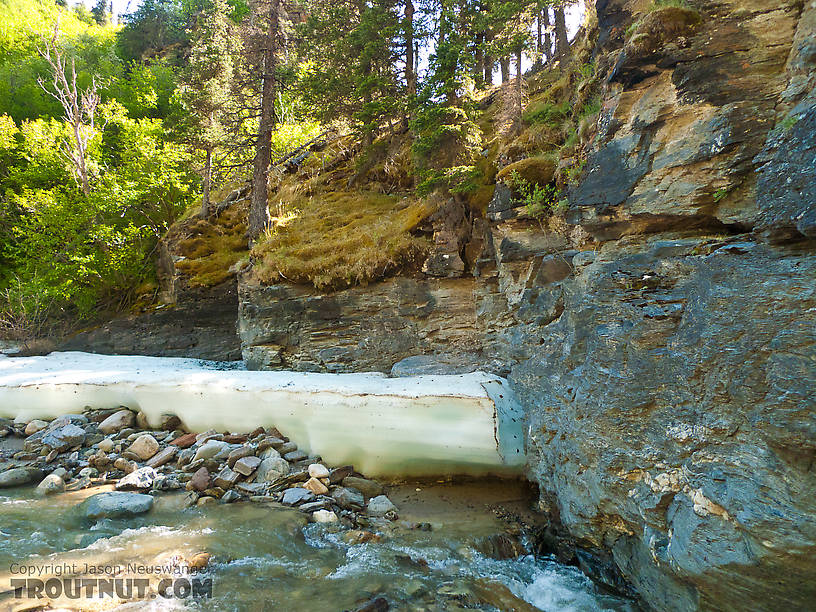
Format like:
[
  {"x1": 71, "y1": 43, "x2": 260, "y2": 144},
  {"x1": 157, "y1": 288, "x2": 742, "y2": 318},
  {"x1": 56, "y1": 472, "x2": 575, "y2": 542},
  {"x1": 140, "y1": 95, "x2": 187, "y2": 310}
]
[{"x1": 0, "y1": 352, "x2": 525, "y2": 477}]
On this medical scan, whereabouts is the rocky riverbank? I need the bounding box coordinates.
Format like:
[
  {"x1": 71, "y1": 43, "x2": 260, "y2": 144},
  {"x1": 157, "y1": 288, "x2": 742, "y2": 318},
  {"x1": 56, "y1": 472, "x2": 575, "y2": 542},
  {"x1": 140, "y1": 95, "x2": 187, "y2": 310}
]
[{"x1": 0, "y1": 408, "x2": 401, "y2": 527}]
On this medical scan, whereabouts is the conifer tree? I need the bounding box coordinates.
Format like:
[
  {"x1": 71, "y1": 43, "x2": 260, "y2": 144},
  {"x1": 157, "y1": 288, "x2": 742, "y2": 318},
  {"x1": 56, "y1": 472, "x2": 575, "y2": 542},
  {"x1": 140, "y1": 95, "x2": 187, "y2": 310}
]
[{"x1": 178, "y1": 0, "x2": 238, "y2": 217}]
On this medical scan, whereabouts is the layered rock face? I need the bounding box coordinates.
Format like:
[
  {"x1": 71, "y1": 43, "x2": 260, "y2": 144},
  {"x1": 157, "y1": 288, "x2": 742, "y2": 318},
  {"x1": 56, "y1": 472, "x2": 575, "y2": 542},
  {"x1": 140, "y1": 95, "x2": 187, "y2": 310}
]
[
  {"x1": 237, "y1": 0, "x2": 815, "y2": 608},
  {"x1": 61, "y1": 282, "x2": 241, "y2": 361},
  {"x1": 511, "y1": 0, "x2": 816, "y2": 609}
]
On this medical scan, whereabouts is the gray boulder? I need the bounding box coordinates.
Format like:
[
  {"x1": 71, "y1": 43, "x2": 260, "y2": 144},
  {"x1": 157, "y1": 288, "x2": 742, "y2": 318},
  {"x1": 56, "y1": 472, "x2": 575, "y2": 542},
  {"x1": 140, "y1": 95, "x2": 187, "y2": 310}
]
[
  {"x1": 0, "y1": 467, "x2": 43, "y2": 488},
  {"x1": 76, "y1": 492, "x2": 154, "y2": 520}
]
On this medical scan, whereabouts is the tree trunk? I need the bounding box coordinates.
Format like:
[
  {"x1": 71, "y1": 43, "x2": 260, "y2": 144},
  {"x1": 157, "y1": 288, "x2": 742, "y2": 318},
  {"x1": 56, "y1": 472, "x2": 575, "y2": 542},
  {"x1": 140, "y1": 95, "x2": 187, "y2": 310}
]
[
  {"x1": 500, "y1": 57, "x2": 510, "y2": 83},
  {"x1": 474, "y1": 32, "x2": 484, "y2": 89},
  {"x1": 249, "y1": 0, "x2": 279, "y2": 243},
  {"x1": 555, "y1": 6, "x2": 569, "y2": 57},
  {"x1": 484, "y1": 27, "x2": 494, "y2": 85},
  {"x1": 543, "y1": 8, "x2": 552, "y2": 62},
  {"x1": 405, "y1": 0, "x2": 416, "y2": 96},
  {"x1": 515, "y1": 47, "x2": 523, "y2": 132},
  {"x1": 201, "y1": 146, "x2": 212, "y2": 217}
]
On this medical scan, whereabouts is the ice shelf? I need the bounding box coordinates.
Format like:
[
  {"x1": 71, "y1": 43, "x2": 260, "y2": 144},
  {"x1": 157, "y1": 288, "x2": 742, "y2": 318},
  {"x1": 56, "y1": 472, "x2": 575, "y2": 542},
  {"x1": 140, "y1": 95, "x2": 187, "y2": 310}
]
[{"x1": 0, "y1": 352, "x2": 526, "y2": 477}]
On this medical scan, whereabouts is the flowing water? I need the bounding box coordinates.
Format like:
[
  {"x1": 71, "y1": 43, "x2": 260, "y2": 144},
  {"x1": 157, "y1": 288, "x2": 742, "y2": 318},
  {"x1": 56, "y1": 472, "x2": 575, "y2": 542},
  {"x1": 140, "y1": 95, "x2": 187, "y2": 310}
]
[{"x1": 0, "y1": 482, "x2": 635, "y2": 612}]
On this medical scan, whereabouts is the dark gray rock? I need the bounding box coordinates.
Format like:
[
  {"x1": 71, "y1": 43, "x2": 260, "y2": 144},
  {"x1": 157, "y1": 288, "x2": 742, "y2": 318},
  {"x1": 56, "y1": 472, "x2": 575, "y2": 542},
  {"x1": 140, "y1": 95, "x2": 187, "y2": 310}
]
[
  {"x1": 76, "y1": 492, "x2": 154, "y2": 520},
  {"x1": 333, "y1": 486, "x2": 365, "y2": 510},
  {"x1": 281, "y1": 487, "x2": 314, "y2": 506},
  {"x1": 512, "y1": 238, "x2": 816, "y2": 611},
  {"x1": 0, "y1": 467, "x2": 43, "y2": 488},
  {"x1": 41, "y1": 423, "x2": 86, "y2": 451}
]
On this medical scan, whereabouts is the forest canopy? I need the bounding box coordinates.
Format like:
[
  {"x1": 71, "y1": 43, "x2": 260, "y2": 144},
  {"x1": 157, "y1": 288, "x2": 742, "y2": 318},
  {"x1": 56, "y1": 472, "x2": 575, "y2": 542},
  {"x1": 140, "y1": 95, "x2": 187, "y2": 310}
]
[{"x1": 0, "y1": 0, "x2": 587, "y2": 338}]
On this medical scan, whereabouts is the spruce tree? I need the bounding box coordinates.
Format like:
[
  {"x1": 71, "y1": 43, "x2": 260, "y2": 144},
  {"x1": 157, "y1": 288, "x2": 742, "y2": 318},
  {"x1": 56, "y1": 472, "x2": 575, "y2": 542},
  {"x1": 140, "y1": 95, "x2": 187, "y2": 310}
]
[{"x1": 178, "y1": 0, "x2": 238, "y2": 217}]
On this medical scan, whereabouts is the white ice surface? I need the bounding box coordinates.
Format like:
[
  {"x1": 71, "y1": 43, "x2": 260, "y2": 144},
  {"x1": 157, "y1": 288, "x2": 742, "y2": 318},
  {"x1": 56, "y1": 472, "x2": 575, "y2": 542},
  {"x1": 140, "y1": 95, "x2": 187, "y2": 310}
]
[{"x1": 0, "y1": 352, "x2": 526, "y2": 477}]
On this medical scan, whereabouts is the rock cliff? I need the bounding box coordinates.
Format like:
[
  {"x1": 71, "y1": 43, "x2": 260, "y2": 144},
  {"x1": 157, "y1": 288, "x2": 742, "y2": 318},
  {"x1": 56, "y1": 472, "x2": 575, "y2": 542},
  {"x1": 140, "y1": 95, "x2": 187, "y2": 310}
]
[{"x1": 237, "y1": 0, "x2": 816, "y2": 609}]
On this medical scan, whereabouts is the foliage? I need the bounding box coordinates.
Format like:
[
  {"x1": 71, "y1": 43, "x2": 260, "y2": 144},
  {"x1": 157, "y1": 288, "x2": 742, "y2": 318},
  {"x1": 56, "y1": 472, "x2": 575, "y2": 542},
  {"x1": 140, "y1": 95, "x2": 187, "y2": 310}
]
[{"x1": 506, "y1": 169, "x2": 561, "y2": 218}]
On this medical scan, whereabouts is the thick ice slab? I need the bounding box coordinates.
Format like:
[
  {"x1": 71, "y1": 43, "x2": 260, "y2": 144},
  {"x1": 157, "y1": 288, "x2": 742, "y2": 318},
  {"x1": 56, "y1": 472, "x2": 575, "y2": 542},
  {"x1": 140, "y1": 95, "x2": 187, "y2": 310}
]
[{"x1": 0, "y1": 352, "x2": 525, "y2": 477}]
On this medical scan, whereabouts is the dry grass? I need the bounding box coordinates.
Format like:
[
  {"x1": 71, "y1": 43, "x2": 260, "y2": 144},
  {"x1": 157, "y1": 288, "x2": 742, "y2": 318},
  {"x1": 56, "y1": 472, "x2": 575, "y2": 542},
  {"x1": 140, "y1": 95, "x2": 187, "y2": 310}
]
[
  {"x1": 169, "y1": 202, "x2": 249, "y2": 288},
  {"x1": 252, "y1": 189, "x2": 434, "y2": 291}
]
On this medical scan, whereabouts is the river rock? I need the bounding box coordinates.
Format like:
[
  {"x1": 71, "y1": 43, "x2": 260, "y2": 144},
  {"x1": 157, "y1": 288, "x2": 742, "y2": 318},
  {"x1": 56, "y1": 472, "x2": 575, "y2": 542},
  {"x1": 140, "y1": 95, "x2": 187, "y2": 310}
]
[
  {"x1": 213, "y1": 466, "x2": 241, "y2": 489},
  {"x1": 116, "y1": 466, "x2": 156, "y2": 490},
  {"x1": 276, "y1": 441, "x2": 298, "y2": 455},
  {"x1": 259, "y1": 447, "x2": 281, "y2": 460},
  {"x1": 24, "y1": 420, "x2": 49, "y2": 436},
  {"x1": 146, "y1": 446, "x2": 177, "y2": 468},
  {"x1": 303, "y1": 477, "x2": 329, "y2": 495},
  {"x1": 307, "y1": 463, "x2": 330, "y2": 479},
  {"x1": 114, "y1": 457, "x2": 137, "y2": 474},
  {"x1": 0, "y1": 467, "x2": 43, "y2": 488},
  {"x1": 189, "y1": 467, "x2": 211, "y2": 492},
  {"x1": 127, "y1": 434, "x2": 160, "y2": 460},
  {"x1": 281, "y1": 487, "x2": 314, "y2": 506},
  {"x1": 343, "y1": 476, "x2": 383, "y2": 499},
  {"x1": 284, "y1": 450, "x2": 308, "y2": 463},
  {"x1": 329, "y1": 465, "x2": 354, "y2": 484},
  {"x1": 42, "y1": 423, "x2": 86, "y2": 451},
  {"x1": 98, "y1": 410, "x2": 135, "y2": 434},
  {"x1": 256, "y1": 436, "x2": 285, "y2": 453},
  {"x1": 36, "y1": 473, "x2": 65, "y2": 495},
  {"x1": 193, "y1": 439, "x2": 230, "y2": 462},
  {"x1": 333, "y1": 486, "x2": 364, "y2": 510},
  {"x1": 233, "y1": 456, "x2": 261, "y2": 476},
  {"x1": 367, "y1": 495, "x2": 397, "y2": 516},
  {"x1": 170, "y1": 432, "x2": 197, "y2": 448},
  {"x1": 97, "y1": 438, "x2": 114, "y2": 452},
  {"x1": 256, "y1": 457, "x2": 290, "y2": 482},
  {"x1": 227, "y1": 446, "x2": 254, "y2": 467},
  {"x1": 312, "y1": 509, "x2": 338, "y2": 523},
  {"x1": 221, "y1": 489, "x2": 241, "y2": 503},
  {"x1": 77, "y1": 492, "x2": 154, "y2": 520},
  {"x1": 158, "y1": 414, "x2": 182, "y2": 430}
]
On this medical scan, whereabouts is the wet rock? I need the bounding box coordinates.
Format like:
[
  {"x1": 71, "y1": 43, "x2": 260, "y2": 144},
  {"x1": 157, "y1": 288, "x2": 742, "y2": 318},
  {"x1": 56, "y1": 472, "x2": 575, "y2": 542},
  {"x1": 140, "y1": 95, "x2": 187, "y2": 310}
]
[
  {"x1": 0, "y1": 467, "x2": 44, "y2": 488},
  {"x1": 127, "y1": 434, "x2": 160, "y2": 460},
  {"x1": 304, "y1": 477, "x2": 329, "y2": 495},
  {"x1": 42, "y1": 423, "x2": 86, "y2": 451},
  {"x1": 77, "y1": 492, "x2": 154, "y2": 520},
  {"x1": 281, "y1": 487, "x2": 314, "y2": 506},
  {"x1": 475, "y1": 534, "x2": 527, "y2": 560},
  {"x1": 98, "y1": 410, "x2": 135, "y2": 435},
  {"x1": 196, "y1": 496, "x2": 216, "y2": 507},
  {"x1": 153, "y1": 475, "x2": 183, "y2": 491},
  {"x1": 233, "y1": 456, "x2": 261, "y2": 476},
  {"x1": 343, "y1": 530, "x2": 382, "y2": 545},
  {"x1": 299, "y1": 499, "x2": 331, "y2": 512},
  {"x1": 333, "y1": 486, "x2": 365, "y2": 510},
  {"x1": 256, "y1": 457, "x2": 290, "y2": 482},
  {"x1": 307, "y1": 463, "x2": 330, "y2": 479},
  {"x1": 146, "y1": 446, "x2": 177, "y2": 468},
  {"x1": 116, "y1": 466, "x2": 157, "y2": 490},
  {"x1": 24, "y1": 420, "x2": 49, "y2": 436},
  {"x1": 472, "y1": 579, "x2": 538, "y2": 612},
  {"x1": 189, "y1": 467, "x2": 211, "y2": 492},
  {"x1": 213, "y1": 466, "x2": 241, "y2": 489},
  {"x1": 312, "y1": 509, "x2": 338, "y2": 523},
  {"x1": 343, "y1": 476, "x2": 383, "y2": 499},
  {"x1": 35, "y1": 473, "x2": 65, "y2": 496},
  {"x1": 221, "y1": 489, "x2": 241, "y2": 503},
  {"x1": 367, "y1": 495, "x2": 397, "y2": 516},
  {"x1": 236, "y1": 482, "x2": 268, "y2": 496}
]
